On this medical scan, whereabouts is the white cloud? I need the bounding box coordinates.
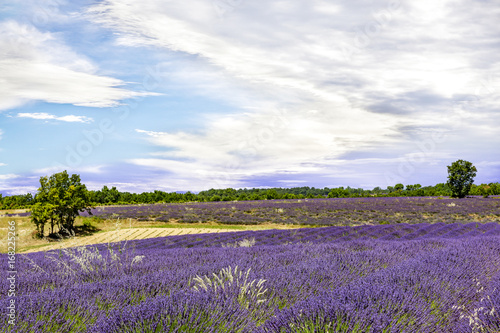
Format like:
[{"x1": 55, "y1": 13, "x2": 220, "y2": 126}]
[
  {"x1": 17, "y1": 112, "x2": 93, "y2": 123},
  {"x1": 33, "y1": 164, "x2": 106, "y2": 175},
  {"x1": 87, "y1": 0, "x2": 500, "y2": 188},
  {"x1": 87, "y1": 0, "x2": 499, "y2": 104},
  {"x1": 84, "y1": 181, "x2": 143, "y2": 192},
  {"x1": 132, "y1": 103, "x2": 396, "y2": 188},
  {"x1": 0, "y1": 174, "x2": 26, "y2": 195},
  {"x1": 0, "y1": 20, "x2": 156, "y2": 111}
]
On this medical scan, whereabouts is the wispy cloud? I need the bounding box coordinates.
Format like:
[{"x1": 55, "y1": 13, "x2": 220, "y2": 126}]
[
  {"x1": 0, "y1": 174, "x2": 18, "y2": 181},
  {"x1": 0, "y1": 20, "x2": 155, "y2": 111},
  {"x1": 17, "y1": 112, "x2": 93, "y2": 123},
  {"x1": 33, "y1": 164, "x2": 107, "y2": 176},
  {"x1": 86, "y1": 0, "x2": 500, "y2": 188},
  {"x1": 0, "y1": 173, "x2": 36, "y2": 195},
  {"x1": 132, "y1": 104, "x2": 395, "y2": 188},
  {"x1": 2, "y1": 0, "x2": 498, "y2": 193}
]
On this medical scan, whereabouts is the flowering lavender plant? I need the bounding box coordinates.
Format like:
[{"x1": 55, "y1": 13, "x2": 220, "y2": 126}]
[{"x1": 2, "y1": 223, "x2": 500, "y2": 332}]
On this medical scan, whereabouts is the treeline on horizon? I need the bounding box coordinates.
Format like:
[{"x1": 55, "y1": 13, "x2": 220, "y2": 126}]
[{"x1": 1, "y1": 182, "x2": 500, "y2": 210}]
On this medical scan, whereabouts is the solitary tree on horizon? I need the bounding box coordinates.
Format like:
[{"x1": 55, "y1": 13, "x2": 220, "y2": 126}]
[{"x1": 447, "y1": 160, "x2": 477, "y2": 198}]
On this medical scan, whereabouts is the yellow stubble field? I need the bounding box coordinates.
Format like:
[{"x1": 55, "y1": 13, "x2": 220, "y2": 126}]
[{"x1": 0, "y1": 210, "x2": 303, "y2": 253}]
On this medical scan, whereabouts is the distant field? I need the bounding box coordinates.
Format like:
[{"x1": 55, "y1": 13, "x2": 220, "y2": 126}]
[
  {"x1": 0, "y1": 214, "x2": 306, "y2": 253},
  {"x1": 80, "y1": 196, "x2": 500, "y2": 225},
  {"x1": 2, "y1": 196, "x2": 499, "y2": 253}
]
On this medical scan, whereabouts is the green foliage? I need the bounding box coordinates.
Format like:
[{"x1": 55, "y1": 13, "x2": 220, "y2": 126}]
[
  {"x1": 265, "y1": 189, "x2": 279, "y2": 200},
  {"x1": 470, "y1": 183, "x2": 500, "y2": 198},
  {"x1": 394, "y1": 183, "x2": 404, "y2": 191},
  {"x1": 328, "y1": 187, "x2": 350, "y2": 198},
  {"x1": 446, "y1": 160, "x2": 477, "y2": 198},
  {"x1": 82, "y1": 219, "x2": 95, "y2": 229},
  {"x1": 30, "y1": 202, "x2": 55, "y2": 237},
  {"x1": 0, "y1": 193, "x2": 33, "y2": 209},
  {"x1": 31, "y1": 171, "x2": 93, "y2": 235}
]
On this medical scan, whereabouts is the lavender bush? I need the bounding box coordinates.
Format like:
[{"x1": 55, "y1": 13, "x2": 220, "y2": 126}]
[{"x1": 2, "y1": 223, "x2": 500, "y2": 332}]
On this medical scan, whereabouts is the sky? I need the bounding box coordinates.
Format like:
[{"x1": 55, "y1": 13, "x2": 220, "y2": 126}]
[{"x1": 0, "y1": 0, "x2": 499, "y2": 195}]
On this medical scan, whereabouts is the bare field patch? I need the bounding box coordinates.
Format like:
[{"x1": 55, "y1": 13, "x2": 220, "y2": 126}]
[
  {"x1": 1, "y1": 215, "x2": 309, "y2": 253},
  {"x1": 20, "y1": 227, "x2": 241, "y2": 253},
  {"x1": 0, "y1": 216, "x2": 37, "y2": 253}
]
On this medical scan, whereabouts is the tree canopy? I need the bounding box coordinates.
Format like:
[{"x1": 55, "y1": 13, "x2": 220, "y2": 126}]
[
  {"x1": 31, "y1": 171, "x2": 92, "y2": 237},
  {"x1": 447, "y1": 160, "x2": 477, "y2": 198}
]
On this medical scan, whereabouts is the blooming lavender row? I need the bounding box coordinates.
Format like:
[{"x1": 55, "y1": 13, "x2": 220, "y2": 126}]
[
  {"x1": 1, "y1": 211, "x2": 30, "y2": 218},
  {"x1": 134, "y1": 221, "x2": 500, "y2": 250},
  {"x1": 81, "y1": 196, "x2": 500, "y2": 226},
  {"x1": 2, "y1": 223, "x2": 500, "y2": 332}
]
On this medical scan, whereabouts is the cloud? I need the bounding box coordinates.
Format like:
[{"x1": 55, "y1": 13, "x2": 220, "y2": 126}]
[
  {"x1": 0, "y1": 165, "x2": 107, "y2": 195},
  {"x1": 17, "y1": 112, "x2": 94, "y2": 123},
  {"x1": 84, "y1": 0, "x2": 500, "y2": 188},
  {"x1": 87, "y1": 0, "x2": 500, "y2": 105},
  {"x1": 0, "y1": 174, "x2": 19, "y2": 181},
  {"x1": 132, "y1": 103, "x2": 396, "y2": 189},
  {"x1": 0, "y1": 20, "x2": 156, "y2": 111},
  {"x1": 33, "y1": 164, "x2": 107, "y2": 175},
  {"x1": 0, "y1": 174, "x2": 36, "y2": 196}
]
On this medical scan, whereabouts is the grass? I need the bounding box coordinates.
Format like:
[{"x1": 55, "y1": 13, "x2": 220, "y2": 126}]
[{"x1": 0, "y1": 215, "x2": 39, "y2": 253}]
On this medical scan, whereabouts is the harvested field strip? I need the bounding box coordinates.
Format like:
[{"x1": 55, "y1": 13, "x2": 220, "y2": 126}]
[
  {"x1": 22, "y1": 228, "x2": 239, "y2": 253},
  {"x1": 124, "y1": 228, "x2": 143, "y2": 240},
  {"x1": 137, "y1": 228, "x2": 160, "y2": 240},
  {"x1": 115, "y1": 229, "x2": 140, "y2": 242}
]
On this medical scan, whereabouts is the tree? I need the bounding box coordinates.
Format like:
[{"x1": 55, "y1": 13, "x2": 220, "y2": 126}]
[
  {"x1": 32, "y1": 171, "x2": 93, "y2": 234},
  {"x1": 394, "y1": 183, "x2": 404, "y2": 191},
  {"x1": 265, "y1": 189, "x2": 279, "y2": 200},
  {"x1": 490, "y1": 183, "x2": 500, "y2": 195},
  {"x1": 447, "y1": 160, "x2": 477, "y2": 198},
  {"x1": 471, "y1": 183, "x2": 492, "y2": 198},
  {"x1": 30, "y1": 202, "x2": 55, "y2": 237},
  {"x1": 328, "y1": 187, "x2": 349, "y2": 198}
]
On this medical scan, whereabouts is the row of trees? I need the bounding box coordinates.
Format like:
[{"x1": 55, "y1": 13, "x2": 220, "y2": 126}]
[
  {"x1": 4, "y1": 160, "x2": 497, "y2": 238},
  {"x1": 2, "y1": 178, "x2": 499, "y2": 212},
  {"x1": 0, "y1": 193, "x2": 33, "y2": 210},
  {"x1": 61, "y1": 183, "x2": 461, "y2": 204},
  {"x1": 5, "y1": 181, "x2": 497, "y2": 211}
]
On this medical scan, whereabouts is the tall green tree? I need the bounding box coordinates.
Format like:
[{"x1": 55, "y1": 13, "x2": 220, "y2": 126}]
[
  {"x1": 394, "y1": 183, "x2": 404, "y2": 191},
  {"x1": 447, "y1": 160, "x2": 477, "y2": 198},
  {"x1": 33, "y1": 171, "x2": 93, "y2": 234},
  {"x1": 30, "y1": 202, "x2": 55, "y2": 237}
]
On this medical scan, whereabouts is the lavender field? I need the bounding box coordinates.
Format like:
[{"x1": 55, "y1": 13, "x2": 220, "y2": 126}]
[
  {"x1": 2, "y1": 222, "x2": 500, "y2": 332},
  {"x1": 83, "y1": 196, "x2": 500, "y2": 225}
]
